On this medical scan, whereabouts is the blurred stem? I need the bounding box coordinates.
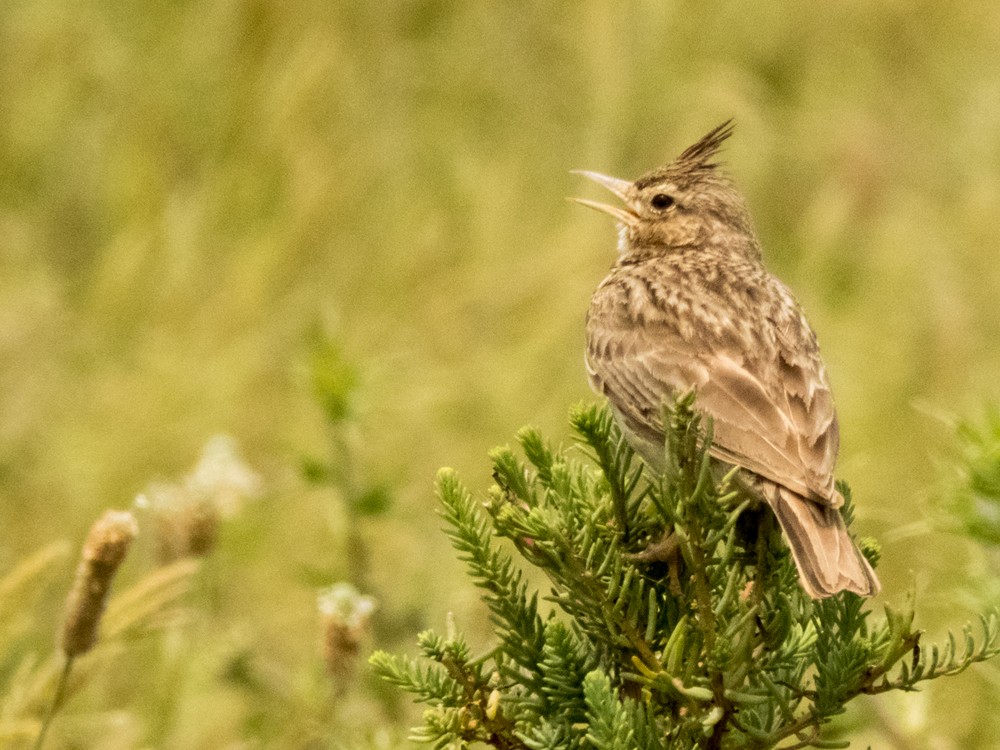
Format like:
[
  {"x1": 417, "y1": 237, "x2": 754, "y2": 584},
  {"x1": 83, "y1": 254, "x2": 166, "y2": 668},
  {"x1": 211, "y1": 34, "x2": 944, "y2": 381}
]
[
  {"x1": 33, "y1": 656, "x2": 74, "y2": 750},
  {"x1": 329, "y1": 422, "x2": 370, "y2": 590}
]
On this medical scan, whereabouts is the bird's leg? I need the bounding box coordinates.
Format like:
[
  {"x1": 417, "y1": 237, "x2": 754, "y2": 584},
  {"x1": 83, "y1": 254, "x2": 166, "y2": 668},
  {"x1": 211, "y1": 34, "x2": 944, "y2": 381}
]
[
  {"x1": 729, "y1": 482, "x2": 772, "y2": 606},
  {"x1": 745, "y1": 508, "x2": 779, "y2": 647},
  {"x1": 751, "y1": 511, "x2": 773, "y2": 609},
  {"x1": 626, "y1": 529, "x2": 683, "y2": 596}
]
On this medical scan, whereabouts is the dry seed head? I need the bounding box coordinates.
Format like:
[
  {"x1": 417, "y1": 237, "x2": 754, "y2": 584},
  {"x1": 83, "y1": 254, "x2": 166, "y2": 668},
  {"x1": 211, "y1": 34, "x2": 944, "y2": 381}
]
[
  {"x1": 61, "y1": 510, "x2": 139, "y2": 657},
  {"x1": 138, "y1": 482, "x2": 219, "y2": 563},
  {"x1": 186, "y1": 434, "x2": 263, "y2": 518},
  {"x1": 317, "y1": 583, "x2": 377, "y2": 689},
  {"x1": 135, "y1": 435, "x2": 261, "y2": 563}
]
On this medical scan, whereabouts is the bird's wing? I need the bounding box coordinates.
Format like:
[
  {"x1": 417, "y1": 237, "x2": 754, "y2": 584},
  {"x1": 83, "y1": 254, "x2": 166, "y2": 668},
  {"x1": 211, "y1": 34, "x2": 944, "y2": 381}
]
[{"x1": 586, "y1": 322, "x2": 841, "y2": 507}]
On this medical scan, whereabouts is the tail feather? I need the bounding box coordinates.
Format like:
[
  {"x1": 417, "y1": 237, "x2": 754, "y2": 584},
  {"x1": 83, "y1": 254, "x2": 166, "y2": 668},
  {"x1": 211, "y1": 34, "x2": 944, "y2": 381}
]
[{"x1": 760, "y1": 482, "x2": 880, "y2": 599}]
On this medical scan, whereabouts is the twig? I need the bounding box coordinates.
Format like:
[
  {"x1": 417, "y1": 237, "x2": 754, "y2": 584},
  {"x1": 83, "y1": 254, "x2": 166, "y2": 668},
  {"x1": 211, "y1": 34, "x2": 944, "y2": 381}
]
[{"x1": 33, "y1": 656, "x2": 74, "y2": 750}]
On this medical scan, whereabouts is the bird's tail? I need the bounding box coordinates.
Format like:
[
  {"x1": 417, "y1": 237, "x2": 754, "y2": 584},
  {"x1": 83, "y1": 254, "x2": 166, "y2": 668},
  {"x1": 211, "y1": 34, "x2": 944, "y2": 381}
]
[{"x1": 760, "y1": 482, "x2": 880, "y2": 599}]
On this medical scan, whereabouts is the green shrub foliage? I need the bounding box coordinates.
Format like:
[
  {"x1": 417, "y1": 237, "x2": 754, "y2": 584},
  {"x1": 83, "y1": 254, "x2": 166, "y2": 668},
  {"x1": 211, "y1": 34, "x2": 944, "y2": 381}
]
[{"x1": 372, "y1": 397, "x2": 1000, "y2": 749}]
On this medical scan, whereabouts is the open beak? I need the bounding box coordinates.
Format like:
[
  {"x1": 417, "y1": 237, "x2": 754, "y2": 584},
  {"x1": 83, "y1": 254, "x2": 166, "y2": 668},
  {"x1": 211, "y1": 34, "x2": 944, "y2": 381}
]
[{"x1": 570, "y1": 170, "x2": 638, "y2": 225}]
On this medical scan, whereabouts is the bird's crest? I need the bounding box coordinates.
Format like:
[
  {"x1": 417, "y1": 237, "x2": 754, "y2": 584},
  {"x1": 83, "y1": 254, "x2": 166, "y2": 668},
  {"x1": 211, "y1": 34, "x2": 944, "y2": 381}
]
[
  {"x1": 634, "y1": 120, "x2": 735, "y2": 189},
  {"x1": 677, "y1": 119, "x2": 735, "y2": 171}
]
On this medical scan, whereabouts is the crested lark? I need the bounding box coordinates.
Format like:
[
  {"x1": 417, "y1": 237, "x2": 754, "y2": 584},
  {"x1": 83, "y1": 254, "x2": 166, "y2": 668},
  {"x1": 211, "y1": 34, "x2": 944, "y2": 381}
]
[{"x1": 575, "y1": 122, "x2": 879, "y2": 599}]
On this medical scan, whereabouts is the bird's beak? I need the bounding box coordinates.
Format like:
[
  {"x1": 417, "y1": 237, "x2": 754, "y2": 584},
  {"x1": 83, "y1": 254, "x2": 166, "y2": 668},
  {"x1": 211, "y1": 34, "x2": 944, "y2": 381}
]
[{"x1": 569, "y1": 170, "x2": 639, "y2": 225}]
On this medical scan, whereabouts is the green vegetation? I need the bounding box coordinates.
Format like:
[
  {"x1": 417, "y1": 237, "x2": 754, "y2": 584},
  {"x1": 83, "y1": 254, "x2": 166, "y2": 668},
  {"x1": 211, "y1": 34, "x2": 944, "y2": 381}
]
[
  {"x1": 373, "y1": 400, "x2": 1000, "y2": 749},
  {"x1": 2, "y1": 1, "x2": 1000, "y2": 747}
]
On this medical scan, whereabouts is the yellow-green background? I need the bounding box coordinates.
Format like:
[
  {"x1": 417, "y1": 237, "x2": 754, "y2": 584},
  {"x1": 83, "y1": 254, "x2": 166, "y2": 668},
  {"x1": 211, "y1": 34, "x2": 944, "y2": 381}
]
[{"x1": 2, "y1": 1, "x2": 999, "y2": 747}]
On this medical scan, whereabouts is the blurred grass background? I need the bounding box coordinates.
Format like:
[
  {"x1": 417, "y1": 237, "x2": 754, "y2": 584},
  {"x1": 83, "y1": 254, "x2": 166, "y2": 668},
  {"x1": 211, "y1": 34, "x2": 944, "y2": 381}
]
[{"x1": 2, "y1": 1, "x2": 1000, "y2": 747}]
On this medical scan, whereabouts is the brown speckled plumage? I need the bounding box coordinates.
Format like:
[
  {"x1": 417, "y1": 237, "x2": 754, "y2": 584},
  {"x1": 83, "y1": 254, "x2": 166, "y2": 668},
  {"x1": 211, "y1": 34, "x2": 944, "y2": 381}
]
[{"x1": 577, "y1": 122, "x2": 879, "y2": 598}]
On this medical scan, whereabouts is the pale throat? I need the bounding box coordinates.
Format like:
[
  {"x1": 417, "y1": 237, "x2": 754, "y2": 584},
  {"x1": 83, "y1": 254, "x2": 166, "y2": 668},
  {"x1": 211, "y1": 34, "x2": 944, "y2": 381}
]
[{"x1": 616, "y1": 223, "x2": 630, "y2": 254}]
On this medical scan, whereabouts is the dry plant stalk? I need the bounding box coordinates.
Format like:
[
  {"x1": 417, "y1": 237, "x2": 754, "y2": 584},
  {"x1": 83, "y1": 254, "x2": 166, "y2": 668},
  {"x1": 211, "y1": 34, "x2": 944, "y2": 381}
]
[
  {"x1": 60, "y1": 510, "x2": 138, "y2": 658},
  {"x1": 35, "y1": 510, "x2": 139, "y2": 750}
]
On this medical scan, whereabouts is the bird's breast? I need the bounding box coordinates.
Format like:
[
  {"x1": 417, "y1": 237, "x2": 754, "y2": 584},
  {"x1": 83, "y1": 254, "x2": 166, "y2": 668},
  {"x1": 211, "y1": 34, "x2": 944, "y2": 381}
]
[{"x1": 589, "y1": 256, "x2": 771, "y2": 353}]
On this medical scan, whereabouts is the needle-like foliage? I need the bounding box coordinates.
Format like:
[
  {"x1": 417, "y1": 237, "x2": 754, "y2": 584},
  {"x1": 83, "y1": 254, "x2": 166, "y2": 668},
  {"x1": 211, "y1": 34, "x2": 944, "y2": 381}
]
[{"x1": 371, "y1": 397, "x2": 1000, "y2": 749}]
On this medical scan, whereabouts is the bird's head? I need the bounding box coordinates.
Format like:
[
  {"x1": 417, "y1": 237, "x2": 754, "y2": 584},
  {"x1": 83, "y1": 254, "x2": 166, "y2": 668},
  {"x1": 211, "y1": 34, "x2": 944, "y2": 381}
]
[{"x1": 573, "y1": 121, "x2": 760, "y2": 260}]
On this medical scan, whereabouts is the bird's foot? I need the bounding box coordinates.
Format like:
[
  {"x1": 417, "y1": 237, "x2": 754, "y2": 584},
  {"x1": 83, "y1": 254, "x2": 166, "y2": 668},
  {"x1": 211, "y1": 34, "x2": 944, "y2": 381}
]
[{"x1": 626, "y1": 530, "x2": 682, "y2": 596}]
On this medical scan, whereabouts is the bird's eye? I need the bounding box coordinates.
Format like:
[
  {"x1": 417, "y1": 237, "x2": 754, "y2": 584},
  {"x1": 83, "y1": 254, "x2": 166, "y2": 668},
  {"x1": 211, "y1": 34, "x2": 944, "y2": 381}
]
[{"x1": 650, "y1": 193, "x2": 675, "y2": 210}]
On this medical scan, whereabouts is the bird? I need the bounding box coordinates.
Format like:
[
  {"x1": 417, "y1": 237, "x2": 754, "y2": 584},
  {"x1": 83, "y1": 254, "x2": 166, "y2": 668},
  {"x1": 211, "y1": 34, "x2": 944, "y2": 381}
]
[{"x1": 573, "y1": 121, "x2": 880, "y2": 599}]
